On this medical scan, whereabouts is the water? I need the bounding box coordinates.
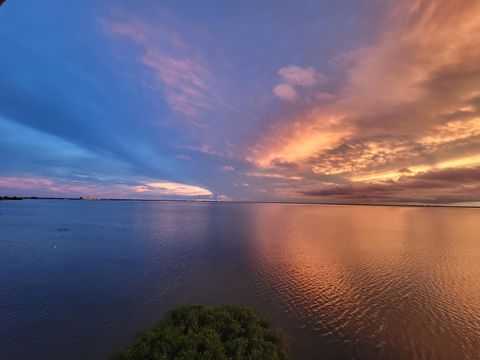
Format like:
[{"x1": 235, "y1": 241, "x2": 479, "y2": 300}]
[{"x1": 0, "y1": 200, "x2": 479, "y2": 359}]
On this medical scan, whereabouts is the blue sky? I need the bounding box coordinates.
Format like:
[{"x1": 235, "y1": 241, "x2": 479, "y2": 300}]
[{"x1": 1, "y1": 1, "x2": 480, "y2": 204}]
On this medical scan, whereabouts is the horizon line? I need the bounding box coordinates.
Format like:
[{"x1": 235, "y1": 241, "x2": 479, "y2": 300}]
[{"x1": 1, "y1": 195, "x2": 479, "y2": 209}]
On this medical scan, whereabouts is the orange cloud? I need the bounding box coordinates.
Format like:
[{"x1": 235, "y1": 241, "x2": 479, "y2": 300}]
[
  {"x1": 300, "y1": 166, "x2": 480, "y2": 204},
  {"x1": 249, "y1": 0, "x2": 480, "y2": 204},
  {"x1": 244, "y1": 172, "x2": 302, "y2": 181},
  {"x1": 250, "y1": 113, "x2": 352, "y2": 168},
  {"x1": 419, "y1": 117, "x2": 480, "y2": 148}
]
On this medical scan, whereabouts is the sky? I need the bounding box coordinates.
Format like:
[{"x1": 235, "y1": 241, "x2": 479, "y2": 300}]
[{"x1": 1, "y1": 0, "x2": 480, "y2": 204}]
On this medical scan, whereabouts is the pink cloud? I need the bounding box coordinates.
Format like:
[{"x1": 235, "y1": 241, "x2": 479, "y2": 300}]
[
  {"x1": 0, "y1": 176, "x2": 212, "y2": 198},
  {"x1": 0, "y1": 177, "x2": 54, "y2": 189},
  {"x1": 102, "y1": 18, "x2": 219, "y2": 122},
  {"x1": 272, "y1": 83, "x2": 298, "y2": 102},
  {"x1": 278, "y1": 65, "x2": 325, "y2": 87},
  {"x1": 136, "y1": 182, "x2": 212, "y2": 196},
  {"x1": 273, "y1": 65, "x2": 327, "y2": 103}
]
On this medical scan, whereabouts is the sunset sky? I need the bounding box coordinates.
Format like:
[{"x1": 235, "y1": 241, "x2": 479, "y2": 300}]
[{"x1": 1, "y1": 0, "x2": 480, "y2": 204}]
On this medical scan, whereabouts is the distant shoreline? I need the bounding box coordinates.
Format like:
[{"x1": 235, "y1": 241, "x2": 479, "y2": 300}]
[
  {"x1": 0, "y1": 196, "x2": 24, "y2": 201},
  {"x1": 1, "y1": 195, "x2": 478, "y2": 209}
]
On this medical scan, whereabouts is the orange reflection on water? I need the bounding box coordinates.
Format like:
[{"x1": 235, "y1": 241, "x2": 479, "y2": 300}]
[{"x1": 247, "y1": 204, "x2": 480, "y2": 359}]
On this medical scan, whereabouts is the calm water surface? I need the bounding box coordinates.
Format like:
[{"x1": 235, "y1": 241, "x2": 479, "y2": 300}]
[{"x1": 0, "y1": 200, "x2": 479, "y2": 359}]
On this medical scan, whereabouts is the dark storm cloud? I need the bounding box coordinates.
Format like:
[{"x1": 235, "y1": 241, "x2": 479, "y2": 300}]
[{"x1": 301, "y1": 166, "x2": 480, "y2": 204}]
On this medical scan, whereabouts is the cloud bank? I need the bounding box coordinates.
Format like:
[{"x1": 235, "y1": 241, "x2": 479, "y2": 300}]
[{"x1": 253, "y1": 0, "x2": 480, "y2": 204}]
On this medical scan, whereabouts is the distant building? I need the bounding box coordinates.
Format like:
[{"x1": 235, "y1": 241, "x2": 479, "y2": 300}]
[{"x1": 79, "y1": 196, "x2": 98, "y2": 200}]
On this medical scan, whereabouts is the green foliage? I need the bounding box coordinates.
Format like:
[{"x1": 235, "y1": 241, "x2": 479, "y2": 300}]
[{"x1": 111, "y1": 305, "x2": 290, "y2": 360}]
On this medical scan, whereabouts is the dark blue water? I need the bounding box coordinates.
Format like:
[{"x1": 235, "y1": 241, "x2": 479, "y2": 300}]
[{"x1": 1, "y1": 200, "x2": 479, "y2": 359}]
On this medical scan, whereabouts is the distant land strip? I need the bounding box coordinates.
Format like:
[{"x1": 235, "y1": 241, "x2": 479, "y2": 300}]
[{"x1": 1, "y1": 195, "x2": 479, "y2": 209}]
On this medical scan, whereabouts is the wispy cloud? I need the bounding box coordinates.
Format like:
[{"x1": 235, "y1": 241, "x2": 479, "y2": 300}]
[
  {"x1": 133, "y1": 181, "x2": 212, "y2": 196},
  {"x1": 0, "y1": 175, "x2": 212, "y2": 198},
  {"x1": 0, "y1": 177, "x2": 55, "y2": 190},
  {"x1": 102, "y1": 17, "x2": 218, "y2": 122},
  {"x1": 244, "y1": 172, "x2": 302, "y2": 181},
  {"x1": 220, "y1": 165, "x2": 234, "y2": 172}
]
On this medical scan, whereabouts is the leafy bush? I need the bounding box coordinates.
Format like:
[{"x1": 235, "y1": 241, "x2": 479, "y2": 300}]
[{"x1": 111, "y1": 304, "x2": 290, "y2": 360}]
